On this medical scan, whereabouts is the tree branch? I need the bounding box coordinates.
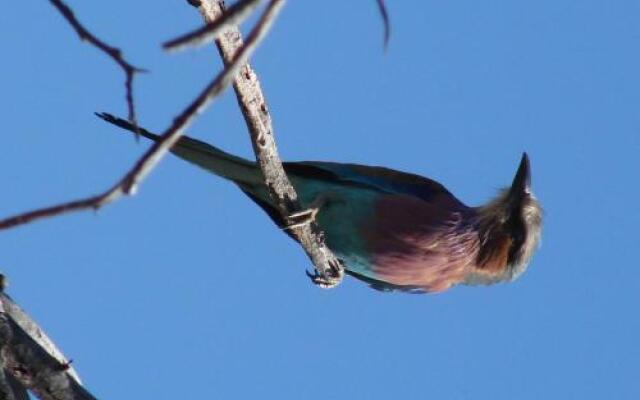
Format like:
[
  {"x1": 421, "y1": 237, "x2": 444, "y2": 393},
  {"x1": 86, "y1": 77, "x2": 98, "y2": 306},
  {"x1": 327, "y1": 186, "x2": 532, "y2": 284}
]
[
  {"x1": 0, "y1": 0, "x2": 281, "y2": 231},
  {"x1": 48, "y1": 0, "x2": 144, "y2": 125},
  {"x1": 0, "y1": 276, "x2": 96, "y2": 400},
  {"x1": 1, "y1": 2, "x2": 288, "y2": 398},
  {"x1": 376, "y1": 0, "x2": 391, "y2": 49},
  {"x1": 174, "y1": 0, "x2": 391, "y2": 51},
  {"x1": 193, "y1": 0, "x2": 344, "y2": 287},
  {"x1": 164, "y1": 0, "x2": 262, "y2": 52}
]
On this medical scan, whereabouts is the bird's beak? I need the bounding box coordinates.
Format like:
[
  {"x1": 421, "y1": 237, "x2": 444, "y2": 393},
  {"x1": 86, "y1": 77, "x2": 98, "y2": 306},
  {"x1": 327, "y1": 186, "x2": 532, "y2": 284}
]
[{"x1": 510, "y1": 152, "x2": 531, "y2": 197}]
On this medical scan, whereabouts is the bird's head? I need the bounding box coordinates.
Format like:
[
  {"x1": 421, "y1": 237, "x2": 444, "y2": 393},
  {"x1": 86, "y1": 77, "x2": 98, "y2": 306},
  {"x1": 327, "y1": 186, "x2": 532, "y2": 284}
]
[{"x1": 469, "y1": 153, "x2": 542, "y2": 284}]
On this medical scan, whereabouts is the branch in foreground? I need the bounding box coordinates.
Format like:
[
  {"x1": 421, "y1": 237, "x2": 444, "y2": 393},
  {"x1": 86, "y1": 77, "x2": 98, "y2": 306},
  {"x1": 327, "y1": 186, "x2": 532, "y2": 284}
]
[
  {"x1": 48, "y1": 0, "x2": 144, "y2": 125},
  {"x1": 164, "y1": 0, "x2": 262, "y2": 52},
  {"x1": 169, "y1": 0, "x2": 392, "y2": 53},
  {"x1": 376, "y1": 0, "x2": 391, "y2": 49},
  {"x1": 195, "y1": 0, "x2": 344, "y2": 287},
  {"x1": 0, "y1": 1, "x2": 281, "y2": 231},
  {"x1": 0, "y1": 276, "x2": 96, "y2": 400}
]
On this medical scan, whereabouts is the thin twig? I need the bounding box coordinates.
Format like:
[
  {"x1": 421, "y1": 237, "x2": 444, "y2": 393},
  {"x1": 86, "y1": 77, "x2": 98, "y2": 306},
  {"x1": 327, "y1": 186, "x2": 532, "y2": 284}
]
[
  {"x1": 172, "y1": 0, "x2": 392, "y2": 51},
  {"x1": 0, "y1": 194, "x2": 112, "y2": 231},
  {"x1": 376, "y1": 0, "x2": 391, "y2": 49},
  {"x1": 48, "y1": 0, "x2": 144, "y2": 125},
  {"x1": 0, "y1": 1, "x2": 283, "y2": 231},
  {"x1": 164, "y1": 0, "x2": 262, "y2": 52},
  {"x1": 196, "y1": 0, "x2": 344, "y2": 287}
]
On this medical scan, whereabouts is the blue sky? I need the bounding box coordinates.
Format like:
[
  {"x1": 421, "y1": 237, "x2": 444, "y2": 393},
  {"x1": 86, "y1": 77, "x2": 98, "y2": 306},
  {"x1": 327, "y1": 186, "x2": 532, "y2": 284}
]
[{"x1": 2, "y1": 1, "x2": 639, "y2": 399}]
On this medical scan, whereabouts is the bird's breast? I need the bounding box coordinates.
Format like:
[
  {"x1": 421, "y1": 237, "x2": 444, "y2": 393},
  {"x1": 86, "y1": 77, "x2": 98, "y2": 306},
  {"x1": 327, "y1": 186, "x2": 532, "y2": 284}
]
[
  {"x1": 359, "y1": 194, "x2": 479, "y2": 292},
  {"x1": 293, "y1": 179, "x2": 479, "y2": 292}
]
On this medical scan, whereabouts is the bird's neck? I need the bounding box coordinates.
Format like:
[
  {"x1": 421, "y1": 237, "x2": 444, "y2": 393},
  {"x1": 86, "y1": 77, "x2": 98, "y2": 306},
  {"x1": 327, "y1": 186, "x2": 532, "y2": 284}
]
[
  {"x1": 467, "y1": 189, "x2": 541, "y2": 285},
  {"x1": 465, "y1": 190, "x2": 517, "y2": 285}
]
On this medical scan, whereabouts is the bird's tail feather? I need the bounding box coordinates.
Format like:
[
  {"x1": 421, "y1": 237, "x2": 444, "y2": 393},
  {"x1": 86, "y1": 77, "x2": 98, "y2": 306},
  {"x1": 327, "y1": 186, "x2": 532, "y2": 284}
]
[{"x1": 96, "y1": 113, "x2": 262, "y2": 186}]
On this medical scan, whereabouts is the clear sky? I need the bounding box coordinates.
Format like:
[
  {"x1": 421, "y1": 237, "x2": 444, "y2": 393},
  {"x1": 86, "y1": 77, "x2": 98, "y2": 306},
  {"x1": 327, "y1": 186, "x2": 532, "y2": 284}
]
[{"x1": 2, "y1": 1, "x2": 639, "y2": 399}]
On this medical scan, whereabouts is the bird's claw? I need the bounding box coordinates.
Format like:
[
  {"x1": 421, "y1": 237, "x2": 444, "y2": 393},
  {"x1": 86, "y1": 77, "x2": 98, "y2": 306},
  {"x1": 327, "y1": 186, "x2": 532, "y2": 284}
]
[
  {"x1": 305, "y1": 270, "x2": 341, "y2": 289},
  {"x1": 305, "y1": 258, "x2": 345, "y2": 289}
]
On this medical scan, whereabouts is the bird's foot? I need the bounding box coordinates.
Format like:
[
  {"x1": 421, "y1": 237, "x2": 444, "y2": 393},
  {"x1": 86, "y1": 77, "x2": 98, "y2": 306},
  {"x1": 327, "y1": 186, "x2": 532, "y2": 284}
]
[
  {"x1": 285, "y1": 207, "x2": 320, "y2": 230},
  {"x1": 305, "y1": 258, "x2": 345, "y2": 289},
  {"x1": 284, "y1": 192, "x2": 338, "y2": 230}
]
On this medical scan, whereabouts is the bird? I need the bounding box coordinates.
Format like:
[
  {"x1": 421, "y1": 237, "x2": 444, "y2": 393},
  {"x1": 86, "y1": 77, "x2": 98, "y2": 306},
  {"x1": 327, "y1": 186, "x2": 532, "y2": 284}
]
[{"x1": 97, "y1": 113, "x2": 542, "y2": 293}]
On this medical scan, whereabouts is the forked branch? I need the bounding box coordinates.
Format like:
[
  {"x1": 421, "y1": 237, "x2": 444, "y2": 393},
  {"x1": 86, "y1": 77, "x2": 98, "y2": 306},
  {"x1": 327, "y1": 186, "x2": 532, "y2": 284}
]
[
  {"x1": 48, "y1": 0, "x2": 144, "y2": 125},
  {"x1": 0, "y1": 2, "x2": 283, "y2": 231},
  {"x1": 175, "y1": 0, "x2": 391, "y2": 51},
  {"x1": 165, "y1": 0, "x2": 262, "y2": 52}
]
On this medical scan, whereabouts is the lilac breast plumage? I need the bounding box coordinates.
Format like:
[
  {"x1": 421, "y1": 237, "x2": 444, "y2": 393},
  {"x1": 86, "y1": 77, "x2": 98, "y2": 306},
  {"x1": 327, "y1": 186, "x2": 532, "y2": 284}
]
[{"x1": 360, "y1": 193, "x2": 479, "y2": 292}]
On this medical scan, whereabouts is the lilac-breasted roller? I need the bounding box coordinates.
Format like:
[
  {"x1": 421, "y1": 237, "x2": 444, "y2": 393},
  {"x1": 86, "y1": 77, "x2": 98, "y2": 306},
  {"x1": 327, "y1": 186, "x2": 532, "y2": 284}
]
[{"x1": 98, "y1": 113, "x2": 542, "y2": 293}]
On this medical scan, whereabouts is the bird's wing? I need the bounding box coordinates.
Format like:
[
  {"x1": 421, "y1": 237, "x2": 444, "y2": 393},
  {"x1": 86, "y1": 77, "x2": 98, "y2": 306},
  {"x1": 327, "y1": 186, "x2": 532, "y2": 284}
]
[
  {"x1": 284, "y1": 161, "x2": 461, "y2": 204},
  {"x1": 97, "y1": 113, "x2": 458, "y2": 204}
]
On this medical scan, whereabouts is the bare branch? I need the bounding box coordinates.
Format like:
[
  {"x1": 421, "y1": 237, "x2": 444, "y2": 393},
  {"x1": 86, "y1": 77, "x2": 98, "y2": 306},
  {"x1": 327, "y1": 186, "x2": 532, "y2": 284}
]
[
  {"x1": 171, "y1": 0, "x2": 392, "y2": 52},
  {"x1": 376, "y1": 0, "x2": 391, "y2": 49},
  {"x1": 164, "y1": 0, "x2": 262, "y2": 52},
  {"x1": 0, "y1": 193, "x2": 111, "y2": 231},
  {"x1": 0, "y1": 1, "x2": 282, "y2": 231},
  {"x1": 0, "y1": 284, "x2": 81, "y2": 384},
  {"x1": 1, "y1": 313, "x2": 23, "y2": 400},
  {"x1": 122, "y1": 0, "x2": 285, "y2": 194},
  {"x1": 195, "y1": 0, "x2": 344, "y2": 287},
  {"x1": 48, "y1": 0, "x2": 144, "y2": 125},
  {"x1": 0, "y1": 277, "x2": 96, "y2": 400}
]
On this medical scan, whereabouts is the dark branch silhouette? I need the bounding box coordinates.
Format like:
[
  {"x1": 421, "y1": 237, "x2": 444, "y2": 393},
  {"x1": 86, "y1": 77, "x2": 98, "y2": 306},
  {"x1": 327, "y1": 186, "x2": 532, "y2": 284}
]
[
  {"x1": 48, "y1": 0, "x2": 144, "y2": 126},
  {"x1": 0, "y1": 1, "x2": 283, "y2": 232},
  {"x1": 165, "y1": 0, "x2": 262, "y2": 51},
  {"x1": 376, "y1": 0, "x2": 391, "y2": 49},
  {"x1": 170, "y1": 0, "x2": 392, "y2": 52}
]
